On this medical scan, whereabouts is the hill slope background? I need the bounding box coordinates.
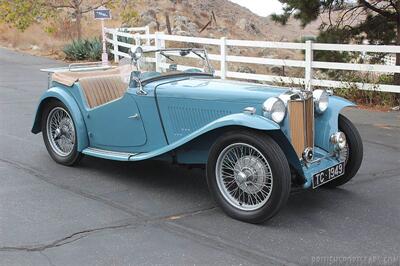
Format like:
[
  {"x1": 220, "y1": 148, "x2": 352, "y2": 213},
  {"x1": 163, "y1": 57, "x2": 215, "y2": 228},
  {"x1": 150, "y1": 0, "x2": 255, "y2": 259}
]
[{"x1": 0, "y1": 0, "x2": 322, "y2": 58}]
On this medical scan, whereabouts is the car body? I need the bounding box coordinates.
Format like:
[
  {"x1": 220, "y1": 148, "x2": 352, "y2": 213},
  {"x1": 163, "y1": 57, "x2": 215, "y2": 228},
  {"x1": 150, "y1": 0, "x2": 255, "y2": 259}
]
[{"x1": 32, "y1": 48, "x2": 363, "y2": 223}]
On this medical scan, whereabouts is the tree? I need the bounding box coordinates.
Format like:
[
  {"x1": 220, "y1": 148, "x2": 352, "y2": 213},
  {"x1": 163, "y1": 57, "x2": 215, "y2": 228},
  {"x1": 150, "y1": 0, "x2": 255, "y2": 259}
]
[
  {"x1": 0, "y1": 0, "x2": 114, "y2": 40},
  {"x1": 272, "y1": 0, "x2": 400, "y2": 85}
]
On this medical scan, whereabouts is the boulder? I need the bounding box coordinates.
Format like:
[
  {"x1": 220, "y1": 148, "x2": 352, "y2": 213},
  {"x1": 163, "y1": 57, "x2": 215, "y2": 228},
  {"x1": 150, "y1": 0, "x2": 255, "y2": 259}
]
[
  {"x1": 172, "y1": 15, "x2": 198, "y2": 35},
  {"x1": 141, "y1": 9, "x2": 157, "y2": 25},
  {"x1": 236, "y1": 18, "x2": 260, "y2": 35}
]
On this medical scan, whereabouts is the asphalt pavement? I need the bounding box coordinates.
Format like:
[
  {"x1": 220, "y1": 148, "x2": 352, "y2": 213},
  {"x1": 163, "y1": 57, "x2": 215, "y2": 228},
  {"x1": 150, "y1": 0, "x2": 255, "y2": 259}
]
[{"x1": 0, "y1": 47, "x2": 399, "y2": 266}]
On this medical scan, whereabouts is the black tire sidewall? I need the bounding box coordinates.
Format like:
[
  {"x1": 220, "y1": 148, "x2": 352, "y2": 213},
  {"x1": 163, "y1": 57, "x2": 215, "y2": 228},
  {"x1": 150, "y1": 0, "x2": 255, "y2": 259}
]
[
  {"x1": 206, "y1": 130, "x2": 291, "y2": 223},
  {"x1": 41, "y1": 100, "x2": 81, "y2": 166},
  {"x1": 324, "y1": 114, "x2": 363, "y2": 188}
]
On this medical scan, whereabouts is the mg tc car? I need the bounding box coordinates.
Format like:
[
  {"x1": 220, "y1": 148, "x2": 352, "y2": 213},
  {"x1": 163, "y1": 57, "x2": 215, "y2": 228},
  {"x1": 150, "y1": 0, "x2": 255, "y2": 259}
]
[{"x1": 32, "y1": 47, "x2": 363, "y2": 223}]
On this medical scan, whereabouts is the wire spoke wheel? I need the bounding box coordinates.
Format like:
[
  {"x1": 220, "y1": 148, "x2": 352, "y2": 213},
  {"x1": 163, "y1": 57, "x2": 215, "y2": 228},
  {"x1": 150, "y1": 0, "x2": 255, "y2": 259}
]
[
  {"x1": 46, "y1": 107, "x2": 75, "y2": 157},
  {"x1": 216, "y1": 143, "x2": 273, "y2": 211}
]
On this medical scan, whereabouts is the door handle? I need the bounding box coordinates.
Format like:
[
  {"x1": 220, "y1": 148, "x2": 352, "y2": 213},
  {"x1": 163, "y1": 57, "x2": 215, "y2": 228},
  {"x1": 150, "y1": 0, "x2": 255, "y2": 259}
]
[{"x1": 128, "y1": 113, "x2": 140, "y2": 120}]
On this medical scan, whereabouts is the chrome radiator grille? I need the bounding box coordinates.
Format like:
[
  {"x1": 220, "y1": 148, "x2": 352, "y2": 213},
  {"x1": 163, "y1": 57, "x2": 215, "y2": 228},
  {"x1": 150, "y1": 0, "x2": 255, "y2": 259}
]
[{"x1": 288, "y1": 96, "x2": 314, "y2": 158}]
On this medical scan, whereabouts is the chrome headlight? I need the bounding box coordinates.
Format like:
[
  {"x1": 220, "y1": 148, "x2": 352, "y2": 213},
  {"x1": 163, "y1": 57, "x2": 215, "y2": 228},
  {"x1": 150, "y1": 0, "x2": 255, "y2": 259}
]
[
  {"x1": 313, "y1": 89, "x2": 329, "y2": 114},
  {"x1": 262, "y1": 97, "x2": 286, "y2": 123}
]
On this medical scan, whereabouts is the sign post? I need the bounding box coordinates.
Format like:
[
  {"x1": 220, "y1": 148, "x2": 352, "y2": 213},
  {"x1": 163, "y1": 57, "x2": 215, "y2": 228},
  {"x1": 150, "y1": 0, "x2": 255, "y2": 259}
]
[{"x1": 94, "y1": 6, "x2": 111, "y2": 65}]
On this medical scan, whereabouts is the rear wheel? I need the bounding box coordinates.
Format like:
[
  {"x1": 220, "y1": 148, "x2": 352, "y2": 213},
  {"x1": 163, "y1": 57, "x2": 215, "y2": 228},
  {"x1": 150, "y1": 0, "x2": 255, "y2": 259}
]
[
  {"x1": 41, "y1": 100, "x2": 82, "y2": 166},
  {"x1": 324, "y1": 114, "x2": 363, "y2": 188},
  {"x1": 206, "y1": 130, "x2": 291, "y2": 223}
]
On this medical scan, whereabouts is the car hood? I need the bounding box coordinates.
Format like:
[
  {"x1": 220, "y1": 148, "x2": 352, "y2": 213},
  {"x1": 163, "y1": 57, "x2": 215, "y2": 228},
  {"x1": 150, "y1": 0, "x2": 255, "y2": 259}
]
[{"x1": 155, "y1": 78, "x2": 289, "y2": 104}]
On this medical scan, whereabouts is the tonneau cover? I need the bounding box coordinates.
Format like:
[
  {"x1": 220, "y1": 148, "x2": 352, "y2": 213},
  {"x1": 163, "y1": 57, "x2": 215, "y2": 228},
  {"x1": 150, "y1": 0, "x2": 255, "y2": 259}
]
[{"x1": 52, "y1": 68, "x2": 121, "y2": 86}]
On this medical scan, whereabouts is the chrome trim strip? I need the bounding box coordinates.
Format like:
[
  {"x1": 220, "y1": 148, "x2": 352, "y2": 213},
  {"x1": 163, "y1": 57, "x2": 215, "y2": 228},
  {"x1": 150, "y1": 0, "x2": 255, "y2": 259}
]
[{"x1": 84, "y1": 147, "x2": 138, "y2": 159}]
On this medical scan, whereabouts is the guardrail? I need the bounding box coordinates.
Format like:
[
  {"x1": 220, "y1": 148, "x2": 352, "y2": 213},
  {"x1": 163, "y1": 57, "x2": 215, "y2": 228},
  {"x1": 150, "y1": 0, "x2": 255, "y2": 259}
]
[{"x1": 104, "y1": 27, "x2": 400, "y2": 93}]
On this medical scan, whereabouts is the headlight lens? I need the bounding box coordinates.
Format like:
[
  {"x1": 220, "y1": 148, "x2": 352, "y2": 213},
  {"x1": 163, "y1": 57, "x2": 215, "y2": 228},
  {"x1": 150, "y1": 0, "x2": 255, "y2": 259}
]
[
  {"x1": 313, "y1": 89, "x2": 329, "y2": 114},
  {"x1": 263, "y1": 97, "x2": 286, "y2": 123}
]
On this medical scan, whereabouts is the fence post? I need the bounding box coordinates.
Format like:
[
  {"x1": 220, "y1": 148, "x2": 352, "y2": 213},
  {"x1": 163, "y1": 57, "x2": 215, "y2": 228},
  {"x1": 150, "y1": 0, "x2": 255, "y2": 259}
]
[
  {"x1": 134, "y1": 33, "x2": 141, "y2": 47},
  {"x1": 305, "y1": 40, "x2": 313, "y2": 91},
  {"x1": 112, "y1": 29, "x2": 119, "y2": 63},
  {"x1": 155, "y1": 32, "x2": 165, "y2": 72},
  {"x1": 145, "y1": 25, "x2": 151, "y2": 46},
  {"x1": 220, "y1": 37, "x2": 227, "y2": 79}
]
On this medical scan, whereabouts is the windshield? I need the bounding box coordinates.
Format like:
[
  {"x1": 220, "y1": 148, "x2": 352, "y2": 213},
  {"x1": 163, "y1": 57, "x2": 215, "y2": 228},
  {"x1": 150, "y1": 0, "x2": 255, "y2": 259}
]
[{"x1": 119, "y1": 48, "x2": 214, "y2": 84}]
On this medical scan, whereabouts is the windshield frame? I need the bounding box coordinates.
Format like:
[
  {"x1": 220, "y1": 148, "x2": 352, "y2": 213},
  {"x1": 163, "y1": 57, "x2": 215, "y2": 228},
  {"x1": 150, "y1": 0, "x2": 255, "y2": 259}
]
[
  {"x1": 136, "y1": 48, "x2": 214, "y2": 81},
  {"x1": 141, "y1": 72, "x2": 213, "y2": 86}
]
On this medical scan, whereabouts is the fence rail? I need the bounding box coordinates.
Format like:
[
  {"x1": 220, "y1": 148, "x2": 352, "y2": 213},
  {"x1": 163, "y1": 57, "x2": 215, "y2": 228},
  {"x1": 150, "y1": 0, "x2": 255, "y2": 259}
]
[{"x1": 104, "y1": 26, "x2": 400, "y2": 93}]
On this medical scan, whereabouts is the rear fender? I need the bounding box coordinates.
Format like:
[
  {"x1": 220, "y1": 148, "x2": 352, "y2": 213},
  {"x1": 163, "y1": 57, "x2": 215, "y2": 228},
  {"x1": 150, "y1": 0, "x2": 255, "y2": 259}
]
[{"x1": 31, "y1": 87, "x2": 89, "y2": 152}]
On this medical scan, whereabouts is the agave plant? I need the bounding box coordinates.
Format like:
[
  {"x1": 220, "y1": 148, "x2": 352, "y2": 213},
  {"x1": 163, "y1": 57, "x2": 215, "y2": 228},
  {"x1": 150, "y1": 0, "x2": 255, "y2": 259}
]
[{"x1": 63, "y1": 38, "x2": 102, "y2": 61}]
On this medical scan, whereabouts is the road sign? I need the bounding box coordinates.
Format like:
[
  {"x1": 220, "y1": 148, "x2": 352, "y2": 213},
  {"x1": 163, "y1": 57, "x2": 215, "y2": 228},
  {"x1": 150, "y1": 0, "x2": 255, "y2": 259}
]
[
  {"x1": 94, "y1": 6, "x2": 111, "y2": 65},
  {"x1": 94, "y1": 7, "x2": 111, "y2": 20}
]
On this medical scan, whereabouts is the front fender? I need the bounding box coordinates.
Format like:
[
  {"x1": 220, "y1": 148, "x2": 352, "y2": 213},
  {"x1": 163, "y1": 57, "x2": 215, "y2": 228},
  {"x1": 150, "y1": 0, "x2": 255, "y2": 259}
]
[
  {"x1": 209, "y1": 113, "x2": 280, "y2": 131},
  {"x1": 31, "y1": 87, "x2": 89, "y2": 152},
  {"x1": 315, "y1": 96, "x2": 355, "y2": 151},
  {"x1": 130, "y1": 113, "x2": 280, "y2": 161}
]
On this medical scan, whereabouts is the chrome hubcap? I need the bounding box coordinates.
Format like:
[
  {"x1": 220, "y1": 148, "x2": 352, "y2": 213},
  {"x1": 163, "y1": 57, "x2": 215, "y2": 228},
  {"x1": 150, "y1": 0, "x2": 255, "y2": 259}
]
[
  {"x1": 216, "y1": 143, "x2": 273, "y2": 211},
  {"x1": 46, "y1": 107, "x2": 75, "y2": 157},
  {"x1": 339, "y1": 142, "x2": 349, "y2": 166}
]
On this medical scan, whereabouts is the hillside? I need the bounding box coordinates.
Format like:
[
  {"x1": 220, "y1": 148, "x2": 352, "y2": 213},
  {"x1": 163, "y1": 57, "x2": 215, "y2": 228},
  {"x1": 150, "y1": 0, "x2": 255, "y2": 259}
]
[
  {"x1": 0, "y1": 0, "x2": 322, "y2": 58},
  {"x1": 130, "y1": 0, "x2": 321, "y2": 41}
]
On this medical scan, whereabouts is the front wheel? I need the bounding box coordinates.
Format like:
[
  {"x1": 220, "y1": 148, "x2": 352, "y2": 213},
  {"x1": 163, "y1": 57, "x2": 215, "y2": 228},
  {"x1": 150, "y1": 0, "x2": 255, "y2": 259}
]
[
  {"x1": 324, "y1": 114, "x2": 363, "y2": 188},
  {"x1": 206, "y1": 130, "x2": 291, "y2": 224},
  {"x1": 41, "y1": 100, "x2": 82, "y2": 166}
]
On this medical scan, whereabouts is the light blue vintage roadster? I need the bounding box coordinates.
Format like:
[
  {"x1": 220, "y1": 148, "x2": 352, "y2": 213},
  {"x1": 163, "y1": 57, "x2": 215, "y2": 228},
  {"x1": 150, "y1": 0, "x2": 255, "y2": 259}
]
[{"x1": 32, "y1": 47, "x2": 363, "y2": 223}]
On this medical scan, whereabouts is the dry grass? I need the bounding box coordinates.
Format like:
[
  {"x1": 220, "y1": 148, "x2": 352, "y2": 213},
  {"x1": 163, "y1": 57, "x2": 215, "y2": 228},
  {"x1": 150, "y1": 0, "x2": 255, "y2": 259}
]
[{"x1": 0, "y1": 16, "x2": 121, "y2": 59}]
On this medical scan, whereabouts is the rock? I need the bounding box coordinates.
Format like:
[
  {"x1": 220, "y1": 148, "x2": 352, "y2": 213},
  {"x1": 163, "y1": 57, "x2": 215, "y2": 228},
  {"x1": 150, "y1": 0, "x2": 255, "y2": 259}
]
[
  {"x1": 172, "y1": 15, "x2": 198, "y2": 35},
  {"x1": 247, "y1": 23, "x2": 260, "y2": 34},
  {"x1": 217, "y1": 28, "x2": 229, "y2": 35},
  {"x1": 30, "y1": 45, "x2": 40, "y2": 51},
  {"x1": 237, "y1": 18, "x2": 247, "y2": 31},
  {"x1": 141, "y1": 9, "x2": 157, "y2": 25},
  {"x1": 236, "y1": 18, "x2": 260, "y2": 35}
]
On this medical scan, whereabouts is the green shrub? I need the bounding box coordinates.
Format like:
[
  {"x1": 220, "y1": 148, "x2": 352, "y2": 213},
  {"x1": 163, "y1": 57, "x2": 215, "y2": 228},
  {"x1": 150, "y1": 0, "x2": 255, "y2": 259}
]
[
  {"x1": 334, "y1": 82, "x2": 399, "y2": 107},
  {"x1": 63, "y1": 38, "x2": 102, "y2": 61}
]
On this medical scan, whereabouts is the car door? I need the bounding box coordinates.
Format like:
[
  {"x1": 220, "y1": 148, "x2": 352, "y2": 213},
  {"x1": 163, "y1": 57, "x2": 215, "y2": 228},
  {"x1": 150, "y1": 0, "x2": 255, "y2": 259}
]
[{"x1": 84, "y1": 93, "x2": 147, "y2": 149}]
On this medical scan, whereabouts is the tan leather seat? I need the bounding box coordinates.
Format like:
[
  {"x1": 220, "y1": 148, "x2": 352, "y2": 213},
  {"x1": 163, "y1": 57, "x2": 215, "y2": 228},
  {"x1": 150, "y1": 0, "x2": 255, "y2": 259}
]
[
  {"x1": 52, "y1": 68, "x2": 128, "y2": 108},
  {"x1": 79, "y1": 75, "x2": 127, "y2": 108}
]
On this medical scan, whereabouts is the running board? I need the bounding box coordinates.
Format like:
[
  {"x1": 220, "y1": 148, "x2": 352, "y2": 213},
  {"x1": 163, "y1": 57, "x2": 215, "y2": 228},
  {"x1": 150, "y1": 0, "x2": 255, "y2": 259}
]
[{"x1": 82, "y1": 147, "x2": 139, "y2": 161}]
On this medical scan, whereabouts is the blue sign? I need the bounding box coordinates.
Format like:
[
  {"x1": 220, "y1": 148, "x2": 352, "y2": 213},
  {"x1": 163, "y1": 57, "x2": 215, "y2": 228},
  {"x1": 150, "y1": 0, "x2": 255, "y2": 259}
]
[{"x1": 94, "y1": 9, "x2": 111, "y2": 20}]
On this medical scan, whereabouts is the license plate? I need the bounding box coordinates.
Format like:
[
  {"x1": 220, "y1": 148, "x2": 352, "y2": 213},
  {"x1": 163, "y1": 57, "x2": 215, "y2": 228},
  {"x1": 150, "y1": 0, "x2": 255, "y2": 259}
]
[{"x1": 312, "y1": 162, "x2": 345, "y2": 188}]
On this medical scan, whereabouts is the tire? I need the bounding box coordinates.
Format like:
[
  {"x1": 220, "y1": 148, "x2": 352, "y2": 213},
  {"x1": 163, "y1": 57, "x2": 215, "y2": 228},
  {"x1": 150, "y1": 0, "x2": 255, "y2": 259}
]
[
  {"x1": 41, "y1": 100, "x2": 83, "y2": 166},
  {"x1": 324, "y1": 114, "x2": 363, "y2": 188},
  {"x1": 206, "y1": 130, "x2": 291, "y2": 224}
]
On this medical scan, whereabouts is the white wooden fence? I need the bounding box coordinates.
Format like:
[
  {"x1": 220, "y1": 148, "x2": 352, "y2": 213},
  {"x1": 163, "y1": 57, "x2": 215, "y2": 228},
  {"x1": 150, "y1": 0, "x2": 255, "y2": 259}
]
[{"x1": 104, "y1": 26, "x2": 400, "y2": 93}]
